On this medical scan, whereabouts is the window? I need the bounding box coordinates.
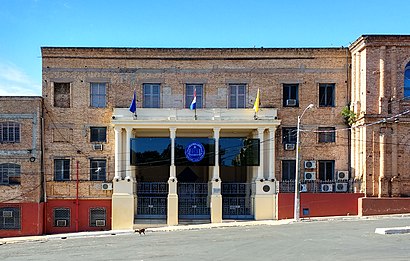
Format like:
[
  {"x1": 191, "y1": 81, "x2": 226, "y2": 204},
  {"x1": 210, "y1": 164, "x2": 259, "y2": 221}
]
[
  {"x1": 90, "y1": 208, "x2": 106, "y2": 227},
  {"x1": 229, "y1": 84, "x2": 246, "y2": 108},
  {"x1": 282, "y1": 160, "x2": 296, "y2": 180},
  {"x1": 54, "y1": 82, "x2": 70, "y2": 108},
  {"x1": 318, "y1": 127, "x2": 336, "y2": 143},
  {"x1": 0, "y1": 207, "x2": 21, "y2": 229},
  {"x1": 54, "y1": 159, "x2": 70, "y2": 181},
  {"x1": 90, "y1": 127, "x2": 107, "y2": 142},
  {"x1": 319, "y1": 83, "x2": 335, "y2": 107},
  {"x1": 143, "y1": 83, "x2": 160, "y2": 108},
  {"x1": 0, "y1": 122, "x2": 20, "y2": 143},
  {"x1": 404, "y1": 62, "x2": 410, "y2": 98},
  {"x1": 90, "y1": 83, "x2": 106, "y2": 108},
  {"x1": 185, "y1": 84, "x2": 203, "y2": 108},
  {"x1": 0, "y1": 163, "x2": 21, "y2": 185},
  {"x1": 318, "y1": 160, "x2": 334, "y2": 181},
  {"x1": 90, "y1": 159, "x2": 106, "y2": 181},
  {"x1": 283, "y1": 84, "x2": 299, "y2": 107},
  {"x1": 53, "y1": 208, "x2": 70, "y2": 227},
  {"x1": 282, "y1": 127, "x2": 297, "y2": 144}
]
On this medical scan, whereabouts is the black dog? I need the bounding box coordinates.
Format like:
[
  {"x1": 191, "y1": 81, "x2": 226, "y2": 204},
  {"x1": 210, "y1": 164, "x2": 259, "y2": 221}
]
[{"x1": 135, "y1": 228, "x2": 146, "y2": 235}]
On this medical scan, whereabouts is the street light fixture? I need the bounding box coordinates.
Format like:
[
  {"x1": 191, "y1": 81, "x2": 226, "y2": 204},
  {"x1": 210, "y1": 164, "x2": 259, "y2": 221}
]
[{"x1": 294, "y1": 103, "x2": 314, "y2": 221}]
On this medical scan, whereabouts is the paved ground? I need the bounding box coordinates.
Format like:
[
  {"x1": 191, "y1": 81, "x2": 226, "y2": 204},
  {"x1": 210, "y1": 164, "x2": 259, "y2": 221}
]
[{"x1": 1, "y1": 215, "x2": 410, "y2": 261}]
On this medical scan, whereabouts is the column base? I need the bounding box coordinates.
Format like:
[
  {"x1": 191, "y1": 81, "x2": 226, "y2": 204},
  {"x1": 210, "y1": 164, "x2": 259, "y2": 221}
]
[
  {"x1": 112, "y1": 193, "x2": 136, "y2": 230},
  {"x1": 252, "y1": 180, "x2": 277, "y2": 220},
  {"x1": 210, "y1": 194, "x2": 222, "y2": 223},
  {"x1": 167, "y1": 194, "x2": 178, "y2": 226}
]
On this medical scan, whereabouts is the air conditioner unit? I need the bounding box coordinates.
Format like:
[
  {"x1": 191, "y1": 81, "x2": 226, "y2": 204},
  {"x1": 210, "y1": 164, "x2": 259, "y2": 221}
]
[
  {"x1": 102, "y1": 182, "x2": 113, "y2": 190},
  {"x1": 304, "y1": 172, "x2": 316, "y2": 181},
  {"x1": 286, "y1": 99, "x2": 297, "y2": 106},
  {"x1": 335, "y1": 183, "x2": 348, "y2": 192},
  {"x1": 304, "y1": 160, "x2": 316, "y2": 169},
  {"x1": 95, "y1": 219, "x2": 106, "y2": 227},
  {"x1": 56, "y1": 219, "x2": 67, "y2": 227},
  {"x1": 3, "y1": 210, "x2": 13, "y2": 218},
  {"x1": 337, "y1": 171, "x2": 349, "y2": 180},
  {"x1": 321, "y1": 184, "x2": 333, "y2": 192},
  {"x1": 92, "y1": 143, "x2": 103, "y2": 150},
  {"x1": 284, "y1": 143, "x2": 295, "y2": 150},
  {"x1": 300, "y1": 184, "x2": 308, "y2": 192}
]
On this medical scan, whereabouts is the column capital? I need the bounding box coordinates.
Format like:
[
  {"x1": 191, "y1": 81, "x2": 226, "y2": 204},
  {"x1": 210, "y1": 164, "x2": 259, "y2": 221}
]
[
  {"x1": 114, "y1": 126, "x2": 122, "y2": 133},
  {"x1": 257, "y1": 127, "x2": 265, "y2": 135},
  {"x1": 125, "y1": 126, "x2": 133, "y2": 133},
  {"x1": 169, "y1": 127, "x2": 176, "y2": 138}
]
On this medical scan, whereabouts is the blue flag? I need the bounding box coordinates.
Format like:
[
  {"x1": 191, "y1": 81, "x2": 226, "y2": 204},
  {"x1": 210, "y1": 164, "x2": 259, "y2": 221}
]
[
  {"x1": 189, "y1": 88, "x2": 197, "y2": 110},
  {"x1": 129, "y1": 91, "x2": 137, "y2": 113}
]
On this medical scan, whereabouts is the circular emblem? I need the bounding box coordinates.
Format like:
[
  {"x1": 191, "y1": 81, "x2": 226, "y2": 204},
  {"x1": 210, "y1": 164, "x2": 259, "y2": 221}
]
[{"x1": 185, "y1": 142, "x2": 205, "y2": 162}]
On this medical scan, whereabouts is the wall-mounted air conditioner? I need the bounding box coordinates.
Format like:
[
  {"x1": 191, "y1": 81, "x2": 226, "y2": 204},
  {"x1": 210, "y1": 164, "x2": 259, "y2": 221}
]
[
  {"x1": 304, "y1": 160, "x2": 316, "y2": 169},
  {"x1": 95, "y1": 220, "x2": 106, "y2": 227},
  {"x1": 92, "y1": 143, "x2": 103, "y2": 151},
  {"x1": 284, "y1": 143, "x2": 296, "y2": 150},
  {"x1": 335, "y1": 183, "x2": 348, "y2": 192},
  {"x1": 300, "y1": 184, "x2": 308, "y2": 192},
  {"x1": 304, "y1": 172, "x2": 316, "y2": 181},
  {"x1": 286, "y1": 99, "x2": 297, "y2": 106},
  {"x1": 56, "y1": 219, "x2": 67, "y2": 227},
  {"x1": 321, "y1": 184, "x2": 333, "y2": 192},
  {"x1": 2, "y1": 211, "x2": 13, "y2": 218},
  {"x1": 337, "y1": 171, "x2": 349, "y2": 180},
  {"x1": 102, "y1": 183, "x2": 113, "y2": 190}
]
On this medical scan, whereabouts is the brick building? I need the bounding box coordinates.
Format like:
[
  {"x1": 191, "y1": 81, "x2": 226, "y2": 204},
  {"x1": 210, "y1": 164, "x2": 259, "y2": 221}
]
[
  {"x1": 0, "y1": 97, "x2": 44, "y2": 237},
  {"x1": 41, "y1": 46, "x2": 357, "y2": 231},
  {"x1": 350, "y1": 35, "x2": 410, "y2": 214},
  {"x1": 2, "y1": 34, "x2": 409, "y2": 237}
]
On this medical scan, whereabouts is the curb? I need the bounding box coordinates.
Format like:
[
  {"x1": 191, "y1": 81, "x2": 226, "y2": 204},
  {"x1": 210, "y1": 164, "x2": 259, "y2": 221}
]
[{"x1": 375, "y1": 226, "x2": 410, "y2": 235}]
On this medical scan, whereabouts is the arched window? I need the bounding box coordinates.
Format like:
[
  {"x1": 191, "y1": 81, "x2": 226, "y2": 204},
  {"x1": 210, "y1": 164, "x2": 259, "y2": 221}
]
[
  {"x1": 0, "y1": 163, "x2": 21, "y2": 185},
  {"x1": 405, "y1": 62, "x2": 410, "y2": 98}
]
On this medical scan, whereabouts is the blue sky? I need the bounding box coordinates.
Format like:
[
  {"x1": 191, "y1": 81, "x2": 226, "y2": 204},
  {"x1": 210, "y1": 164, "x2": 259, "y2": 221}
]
[{"x1": 0, "y1": 0, "x2": 409, "y2": 96}]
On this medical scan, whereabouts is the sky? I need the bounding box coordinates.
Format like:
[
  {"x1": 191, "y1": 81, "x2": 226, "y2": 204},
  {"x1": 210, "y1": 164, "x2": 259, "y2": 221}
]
[{"x1": 0, "y1": 0, "x2": 409, "y2": 96}]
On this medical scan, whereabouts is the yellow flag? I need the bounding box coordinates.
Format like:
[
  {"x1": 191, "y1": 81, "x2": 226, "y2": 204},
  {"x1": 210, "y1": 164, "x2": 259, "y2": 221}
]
[{"x1": 253, "y1": 88, "x2": 260, "y2": 113}]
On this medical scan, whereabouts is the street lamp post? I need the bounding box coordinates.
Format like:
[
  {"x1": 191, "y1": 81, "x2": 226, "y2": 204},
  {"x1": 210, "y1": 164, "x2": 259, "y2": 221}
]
[{"x1": 294, "y1": 103, "x2": 314, "y2": 221}]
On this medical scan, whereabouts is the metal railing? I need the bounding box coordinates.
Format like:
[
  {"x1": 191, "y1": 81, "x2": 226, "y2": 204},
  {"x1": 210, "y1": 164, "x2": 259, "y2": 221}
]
[{"x1": 278, "y1": 179, "x2": 361, "y2": 193}]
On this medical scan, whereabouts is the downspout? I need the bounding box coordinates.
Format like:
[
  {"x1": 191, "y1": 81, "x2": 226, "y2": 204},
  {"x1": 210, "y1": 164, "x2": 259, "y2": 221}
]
[
  {"x1": 41, "y1": 99, "x2": 47, "y2": 235},
  {"x1": 76, "y1": 160, "x2": 79, "y2": 232},
  {"x1": 346, "y1": 47, "x2": 352, "y2": 176}
]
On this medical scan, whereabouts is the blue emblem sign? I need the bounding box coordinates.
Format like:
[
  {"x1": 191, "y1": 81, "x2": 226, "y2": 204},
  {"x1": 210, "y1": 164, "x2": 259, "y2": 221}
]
[{"x1": 185, "y1": 142, "x2": 205, "y2": 162}]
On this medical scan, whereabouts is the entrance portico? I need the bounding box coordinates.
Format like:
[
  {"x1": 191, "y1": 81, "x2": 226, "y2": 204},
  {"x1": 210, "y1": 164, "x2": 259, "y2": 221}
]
[{"x1": 111, "y1": 108, "x2": 280, "y2": 229}]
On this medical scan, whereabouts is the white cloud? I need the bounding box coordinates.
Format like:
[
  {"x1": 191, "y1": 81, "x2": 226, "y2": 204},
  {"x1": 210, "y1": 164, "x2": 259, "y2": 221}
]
[{"x1": 0, "y1": 62, "x2": 41, "y2": 96}]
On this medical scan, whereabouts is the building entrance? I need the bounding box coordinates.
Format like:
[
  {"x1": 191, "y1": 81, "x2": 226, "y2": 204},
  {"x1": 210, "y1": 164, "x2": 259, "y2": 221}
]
[
  {"x1": 177, "y1": 166, "x2": 210, "y2": 219},
  {"x1": 221, "y1": 166, "x2": 253, "y2": 219}
]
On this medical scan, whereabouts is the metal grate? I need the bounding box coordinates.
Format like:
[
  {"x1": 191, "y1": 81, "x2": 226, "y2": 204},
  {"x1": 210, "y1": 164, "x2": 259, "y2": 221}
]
[
  {"x1": 178, "y1": 183, "x2": 210, "y2": 219},
  {"x1": 137, "y1": 182, "x2": 168, "y2": 219},
  {"x1": 222, "y1": 183, "x2": 252, "y2": 219},
  {"x1": 54, "y1": 208, "x2": 70, "y2": 227},
  {"x1": 90, "y1": 208, "x2": 106, "y2": 227},
  {"x1": 278, "y1": 179, "x2": 360, "y2": 193},
  {"x1": 0, "y1": 207, "x2": 20, "y2": 230}
]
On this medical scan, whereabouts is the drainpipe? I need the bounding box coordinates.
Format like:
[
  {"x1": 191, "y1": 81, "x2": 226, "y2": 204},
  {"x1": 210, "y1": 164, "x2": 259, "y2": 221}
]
[
  {"x1": 41, "y1": 100, "x2": 47, "y2": 235},
  {"x1": 76, "y1": 160, "x2": 79, "y2": 232}
]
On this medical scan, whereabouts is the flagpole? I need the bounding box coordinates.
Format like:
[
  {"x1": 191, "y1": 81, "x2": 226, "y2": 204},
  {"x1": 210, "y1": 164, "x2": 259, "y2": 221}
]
[{"x1": 194, "y1": 107, "x2": 197, "y2": 120}]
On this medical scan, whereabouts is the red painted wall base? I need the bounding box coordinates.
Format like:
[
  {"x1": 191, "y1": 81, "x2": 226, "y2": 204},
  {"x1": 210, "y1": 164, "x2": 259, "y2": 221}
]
[
  {"x1": 359, "y1": 197, "x2": 410, "y2": 216},
  {"x1": 278, "y1": 193, "x2": 364, "y2": 220},
  {"x1": 45, "y1": 199, "x2": 112, "y2": 234},
  {"x1": 0, "y1": 202, "x2": 44, "y2": 238}
]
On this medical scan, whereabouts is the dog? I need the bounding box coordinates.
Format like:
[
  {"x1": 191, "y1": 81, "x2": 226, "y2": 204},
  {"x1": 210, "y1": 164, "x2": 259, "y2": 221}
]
[{"x1": 135, "y1": 228, "x2": 146, "y2": 235}]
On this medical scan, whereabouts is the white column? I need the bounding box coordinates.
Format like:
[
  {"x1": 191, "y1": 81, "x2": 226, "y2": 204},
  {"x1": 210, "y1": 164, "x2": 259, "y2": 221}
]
[
  {"x1": 268, "y1": 127, "x2": 276, "y2": 180},
  {"x1": 213, "y1": 127, "x2": 220, "y2": 181},
  {"x1": 169, "y1": 127, "x2": 176, "y2": 179},
  {"x1": 257, "y1": 128, "x2": 265, "y2": 180},
  {"x1": 114, "y1": 127, "x2": 122, "y2": 180},
  {"x1": 125, "y1": 127, "x2": 133, "y2": 180},
  {"x1": 378, "y1": 128, "x2": 386, "y2": 197}
]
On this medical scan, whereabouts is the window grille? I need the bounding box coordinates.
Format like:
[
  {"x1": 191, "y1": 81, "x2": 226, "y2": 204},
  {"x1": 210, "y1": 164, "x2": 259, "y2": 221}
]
[
  {"x1": 53, "y1": 208, "x2": 70, "y2": 227},
  {"x1": 90, "y1": 127, "x2": 107, "y2": 142},
  {"x1": 54, "y1": 159, "x2": 70, "y2": 181},
  {"x1": 90, "y1": 208, "x2": 106, "y2": 227},
  {"x1": 90, "y1": 159, "x2": 106, "y2": 181},
  {"x1": 0, "y1": 207, "x2": 21, "y2": 229},
  {"x1": 0, "y1": 163, "x2": 21, "y2": 185}
]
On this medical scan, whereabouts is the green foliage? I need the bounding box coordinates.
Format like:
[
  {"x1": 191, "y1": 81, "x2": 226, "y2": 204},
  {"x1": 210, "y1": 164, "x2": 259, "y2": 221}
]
[{"x1": 341, "y1": 106, "x2": 356, "y2": 126}]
